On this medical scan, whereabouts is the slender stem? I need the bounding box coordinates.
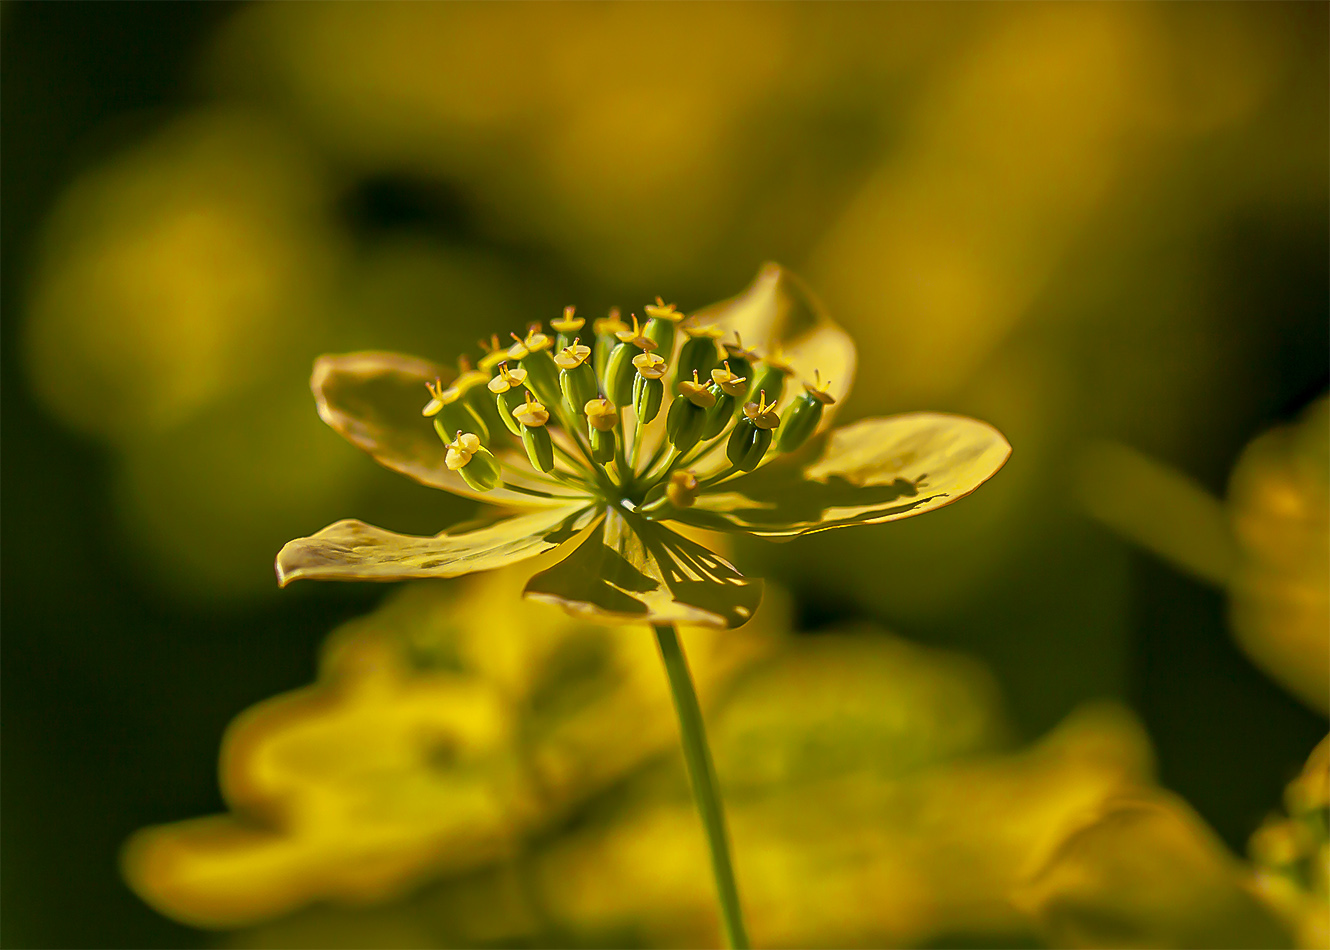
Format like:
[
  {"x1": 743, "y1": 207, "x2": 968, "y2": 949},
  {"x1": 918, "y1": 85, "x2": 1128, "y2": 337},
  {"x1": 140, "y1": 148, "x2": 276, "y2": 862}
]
[{"x1": 652, "y1": 624, "x2": 750, "y2": 949}]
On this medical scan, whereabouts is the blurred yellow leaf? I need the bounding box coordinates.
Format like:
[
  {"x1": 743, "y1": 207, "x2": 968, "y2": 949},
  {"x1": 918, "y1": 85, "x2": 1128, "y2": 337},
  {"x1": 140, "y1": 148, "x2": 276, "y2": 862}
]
[{"x1": 1018, "y1": 792, "x2": 1291, "y2": 949}]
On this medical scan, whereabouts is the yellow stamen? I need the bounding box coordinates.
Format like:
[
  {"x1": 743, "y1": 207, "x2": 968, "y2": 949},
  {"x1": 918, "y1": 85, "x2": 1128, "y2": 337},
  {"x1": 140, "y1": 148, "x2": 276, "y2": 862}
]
[
  {"x1": 594, "y1": 307, "x2": 628, "y2": 337},
  {"x1": 723, "y1": 332, "x2": 760, "y2": 362},
  {"x1": 512, "y1": 392, "x2": 550, "y2": 428},
  {"x1": 423, "y1": 379, "x2": 445, "y2": 417},
  {"x1": 743, "y1": 389, "x2": 780, "y2": 429},
  {"x1": 478, "y1": 334, "x2": 508, "y2": 371},
  {"x1": 554, "y1": 338, "x2": 592, "y2": 369},
  {"x1": 644, "y1": 297, "x2": 684, "y2": 323},
  {"x1": 522, "y1": 323, "x2": 553, "y2": 353},
  {"x1": 551, "y1": 306, "x2": 584, "y2": 334},
  {"x1": 710, "y1": 361, "x2": 748, "y2": 397},
  {"x1": 679, "y1": 369, "x2": 717, "y2": 408},
  {"x1": 804, "y1": 369, "x2": 836, "y2": 405},
  {"x1": 680, "y1": 319, "x2": 724, "y2": 340},
  {"x1": 585, "y1": 397, "x2": 620, "y2": 431},
  {"x1": 487, "y1": 362, "x2": 528, "y2": 394},
  {"x1": 633, "y1": 351, "x2": 668, "y2": 380},
  {"x1": 445, "y1": 432, "x2": 482, "y2": 470}
]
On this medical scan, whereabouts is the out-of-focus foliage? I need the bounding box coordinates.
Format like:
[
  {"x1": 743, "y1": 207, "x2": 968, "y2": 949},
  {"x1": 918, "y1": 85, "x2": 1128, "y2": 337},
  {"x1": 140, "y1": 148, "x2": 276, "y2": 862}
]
[
  {"x1": 1018, "y1": 792, "x2": 1290, "y2": 949},
  {"x1": 1229, "y1": 399, "x2": 1330, "y2": 714},
  {"x1": 123, "y1": 557, "x2": 787, "y2": 928},
  {"x1": 127, "y1": 560, "x2": 1291, "y2": 949},
  {"x1": 1079, "y1": 395, "x2": 1329, "y2": 713},
  {"x1": 1249, "y1": 735, "x2": 1330, "y2": 950}
]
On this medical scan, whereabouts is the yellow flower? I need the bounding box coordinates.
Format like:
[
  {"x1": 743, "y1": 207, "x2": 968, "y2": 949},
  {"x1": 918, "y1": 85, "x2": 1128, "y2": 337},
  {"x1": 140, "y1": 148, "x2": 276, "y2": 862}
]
[{"x1": 275, "y1": 264, "x2": 1010, "y2": 628}]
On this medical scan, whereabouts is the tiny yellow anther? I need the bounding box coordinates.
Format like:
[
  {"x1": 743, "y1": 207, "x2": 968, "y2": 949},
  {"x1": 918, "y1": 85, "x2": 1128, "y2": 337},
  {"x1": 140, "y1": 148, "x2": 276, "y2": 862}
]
[
  {"x1": 613, "y1": 313, "x2": 659, "y2": 351},
  {"x1": 522, "y1": 323, "x2": 553, "y2": 353},
  {"x1": 487, "y1": 362, "x2": 528, "y2": 394},
  {"x1": 723, "y1": 332, "x2": 760, "y2": 362},
  {"x1": 633, "y1": 351, "x2": 667, "y2": 380},
  {"x1": 594, "y1": 307, "x2": 628, "y2": 336},
  {"x1": 680, "y1": 319, "x2": 724, "y2": 340},
  {"x1": 478, "y1": 334, "x2": 508, "y2": 371},
  {"x1": 744, "y1": 390, "x2": 780, "y2": 429},
  {"x1": 445, "y1": 432, "x2": 482, "y2": 470},
  {"x1": 710, "y1": 361, "x2": 748, "y2": 397},
  {"x1": 423, "y1": 378, "x2": 446, "y2": 416},
  {"x1": 554, "y1": 339, "x2": 592, "y2": 370},
  {"x1": 506, "y1": 331, "x2": 530, "y2": 360},
  {"x1": 585, "y1": 397, "x2": 620, "y2": 431},
  {"x1": 551, "y1": 306, "x2": 584, "y2": 333},
  {"x1": 513, "y1": 392, "x2": 550, "y2": 428},
  {"x1": 804, "y1": 369, "x2": 836, "y2": 405},
  {"x1": 644, "y1": 297, "x2": 684, "y2": 323},
  {"x1": 679, "y1": 369, "x2": 717, "y2": 408}
]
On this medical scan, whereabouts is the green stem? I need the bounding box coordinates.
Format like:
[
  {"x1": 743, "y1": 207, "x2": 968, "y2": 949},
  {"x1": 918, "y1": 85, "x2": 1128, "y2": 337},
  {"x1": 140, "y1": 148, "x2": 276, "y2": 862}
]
[{"x1": 652, "y1": 623, "x2": 750, "y2": 949}]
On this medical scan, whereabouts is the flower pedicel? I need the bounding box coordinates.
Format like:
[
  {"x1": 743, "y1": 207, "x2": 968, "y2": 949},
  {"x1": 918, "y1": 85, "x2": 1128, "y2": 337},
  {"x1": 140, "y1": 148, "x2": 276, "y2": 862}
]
[{"x1": 275, "y1": 263, "x2": 1011, "y2": 947}]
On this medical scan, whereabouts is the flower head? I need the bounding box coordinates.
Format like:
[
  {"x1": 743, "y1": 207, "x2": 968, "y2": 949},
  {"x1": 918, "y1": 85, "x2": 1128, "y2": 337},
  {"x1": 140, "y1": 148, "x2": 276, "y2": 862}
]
[{"x1": 276, "y1": 264, "x2": 1011, "y2": 628}]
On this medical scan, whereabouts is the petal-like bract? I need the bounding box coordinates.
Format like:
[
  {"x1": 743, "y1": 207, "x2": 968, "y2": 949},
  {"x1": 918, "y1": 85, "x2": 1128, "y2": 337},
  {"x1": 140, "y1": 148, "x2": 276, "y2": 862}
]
[
  {"x1": 275, "y1": 505, "x2": 594, "y2": 586},
  {"x1": 683, "y1": 413, "x2": 1011, "y2": 537}
]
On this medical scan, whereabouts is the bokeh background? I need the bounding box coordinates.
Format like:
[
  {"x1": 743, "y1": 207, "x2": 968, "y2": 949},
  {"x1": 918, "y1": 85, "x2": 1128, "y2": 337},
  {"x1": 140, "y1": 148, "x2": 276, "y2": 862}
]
[{"x1": 3, "y1": 3, "x2": 1327, "y2": 947}]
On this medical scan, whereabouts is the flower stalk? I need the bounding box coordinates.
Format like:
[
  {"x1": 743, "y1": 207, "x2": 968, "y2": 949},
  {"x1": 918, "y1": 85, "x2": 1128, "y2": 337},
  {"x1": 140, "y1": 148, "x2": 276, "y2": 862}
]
[{"x1": 654, "y1": 623, "x2": 750, "y2": 950}]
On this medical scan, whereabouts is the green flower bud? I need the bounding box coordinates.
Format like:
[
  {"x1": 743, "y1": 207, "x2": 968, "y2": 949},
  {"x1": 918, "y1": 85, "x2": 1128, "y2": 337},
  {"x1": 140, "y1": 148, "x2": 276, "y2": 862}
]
[
  {"x1": 748, "y1": 357, "x2": 793, "y2": 407},
  {"x1": 555, "y1": 340, "x2": 599, "y2": 417},
  {"x1": 643, "y1": 298, "x2": 684, "y2": 356},
  {"x1": 593, "y1": 310, "x2": 628, "y2": 377},
  {"x1": 444, "y1": 432, "x2": 501, "y2": 492},
  {"x1": 676, "y1": 325, "x2": 721, "y2": 390},
  {"x1": 727, "y1": 417, "x2": 773, "y2": 472},
  {"x1": 634, "y1": 374, "x2": 664, "y2": 425},
  {"x1": 590, "y1": 426, "x2": 616, "y2": 464},
  {"x1": 513, "y1": 395, "x2": 555, "y2": 473},
  {"x1": 702, "y1": 387, "x2": 739, "y2": 441},
  {"x1": 464, "y1": 384, "x2": 504, "y2": 441},
  {"x1": 777, "y1": 378, "x2": 836, "y2": 453},
  {"x1": 458, "y1": 448, "x2": 502, "y2": 492},
  {"x1": 488, "y1": 365, "x2": 529, "y2": 436},
  {"x1": 666, "y1": 395, "x2": 708, "y2": 454},
  {"x1": 423, "y1": 379, "x2": 489, "y2": 443},
  {"x1": 520, "y1": 425, "x2": 555, "y2": 473},
  {"x1": 604, "y1": 341, "x2": 638, "y2": 407},
  {"x1": 519, "y1": 348, "x2": 563, "y2": 410}
]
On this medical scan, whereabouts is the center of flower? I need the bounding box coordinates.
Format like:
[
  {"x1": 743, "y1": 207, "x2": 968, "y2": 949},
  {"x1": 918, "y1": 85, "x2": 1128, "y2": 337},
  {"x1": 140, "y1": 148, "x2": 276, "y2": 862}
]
[{"x1": 421, "y1": 299, "x2": 831, "y2": 516}]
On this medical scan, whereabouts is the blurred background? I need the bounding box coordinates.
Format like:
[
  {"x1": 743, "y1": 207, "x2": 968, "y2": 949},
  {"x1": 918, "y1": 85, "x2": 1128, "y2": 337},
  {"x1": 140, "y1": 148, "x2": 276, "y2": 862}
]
[{"x1": 3, "y1": 3, "x2": 1326, "y2": 947}]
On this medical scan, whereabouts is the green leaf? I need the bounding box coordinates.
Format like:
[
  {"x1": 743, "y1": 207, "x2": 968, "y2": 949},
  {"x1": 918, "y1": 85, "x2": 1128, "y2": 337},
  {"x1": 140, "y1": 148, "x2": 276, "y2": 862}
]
[
  {"x1": 312, "y1": 352, "x2": 576, "y2": 509},
  {"x1": 524, "y1": 508, "x2": 763, "y2": 629},
  {"x1": 275, "y1": 504, "x2": 594, "y2": 586},
  {"x1": 676, "y1": 413, "x2": 1011, "y2": 537}
]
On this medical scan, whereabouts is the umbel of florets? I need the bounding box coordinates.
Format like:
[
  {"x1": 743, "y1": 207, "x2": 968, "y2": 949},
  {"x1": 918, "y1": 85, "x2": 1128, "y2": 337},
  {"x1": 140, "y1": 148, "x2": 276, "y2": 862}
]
[{"x1": 424, "y1": 305, "x2": 837, "y2": 512}]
